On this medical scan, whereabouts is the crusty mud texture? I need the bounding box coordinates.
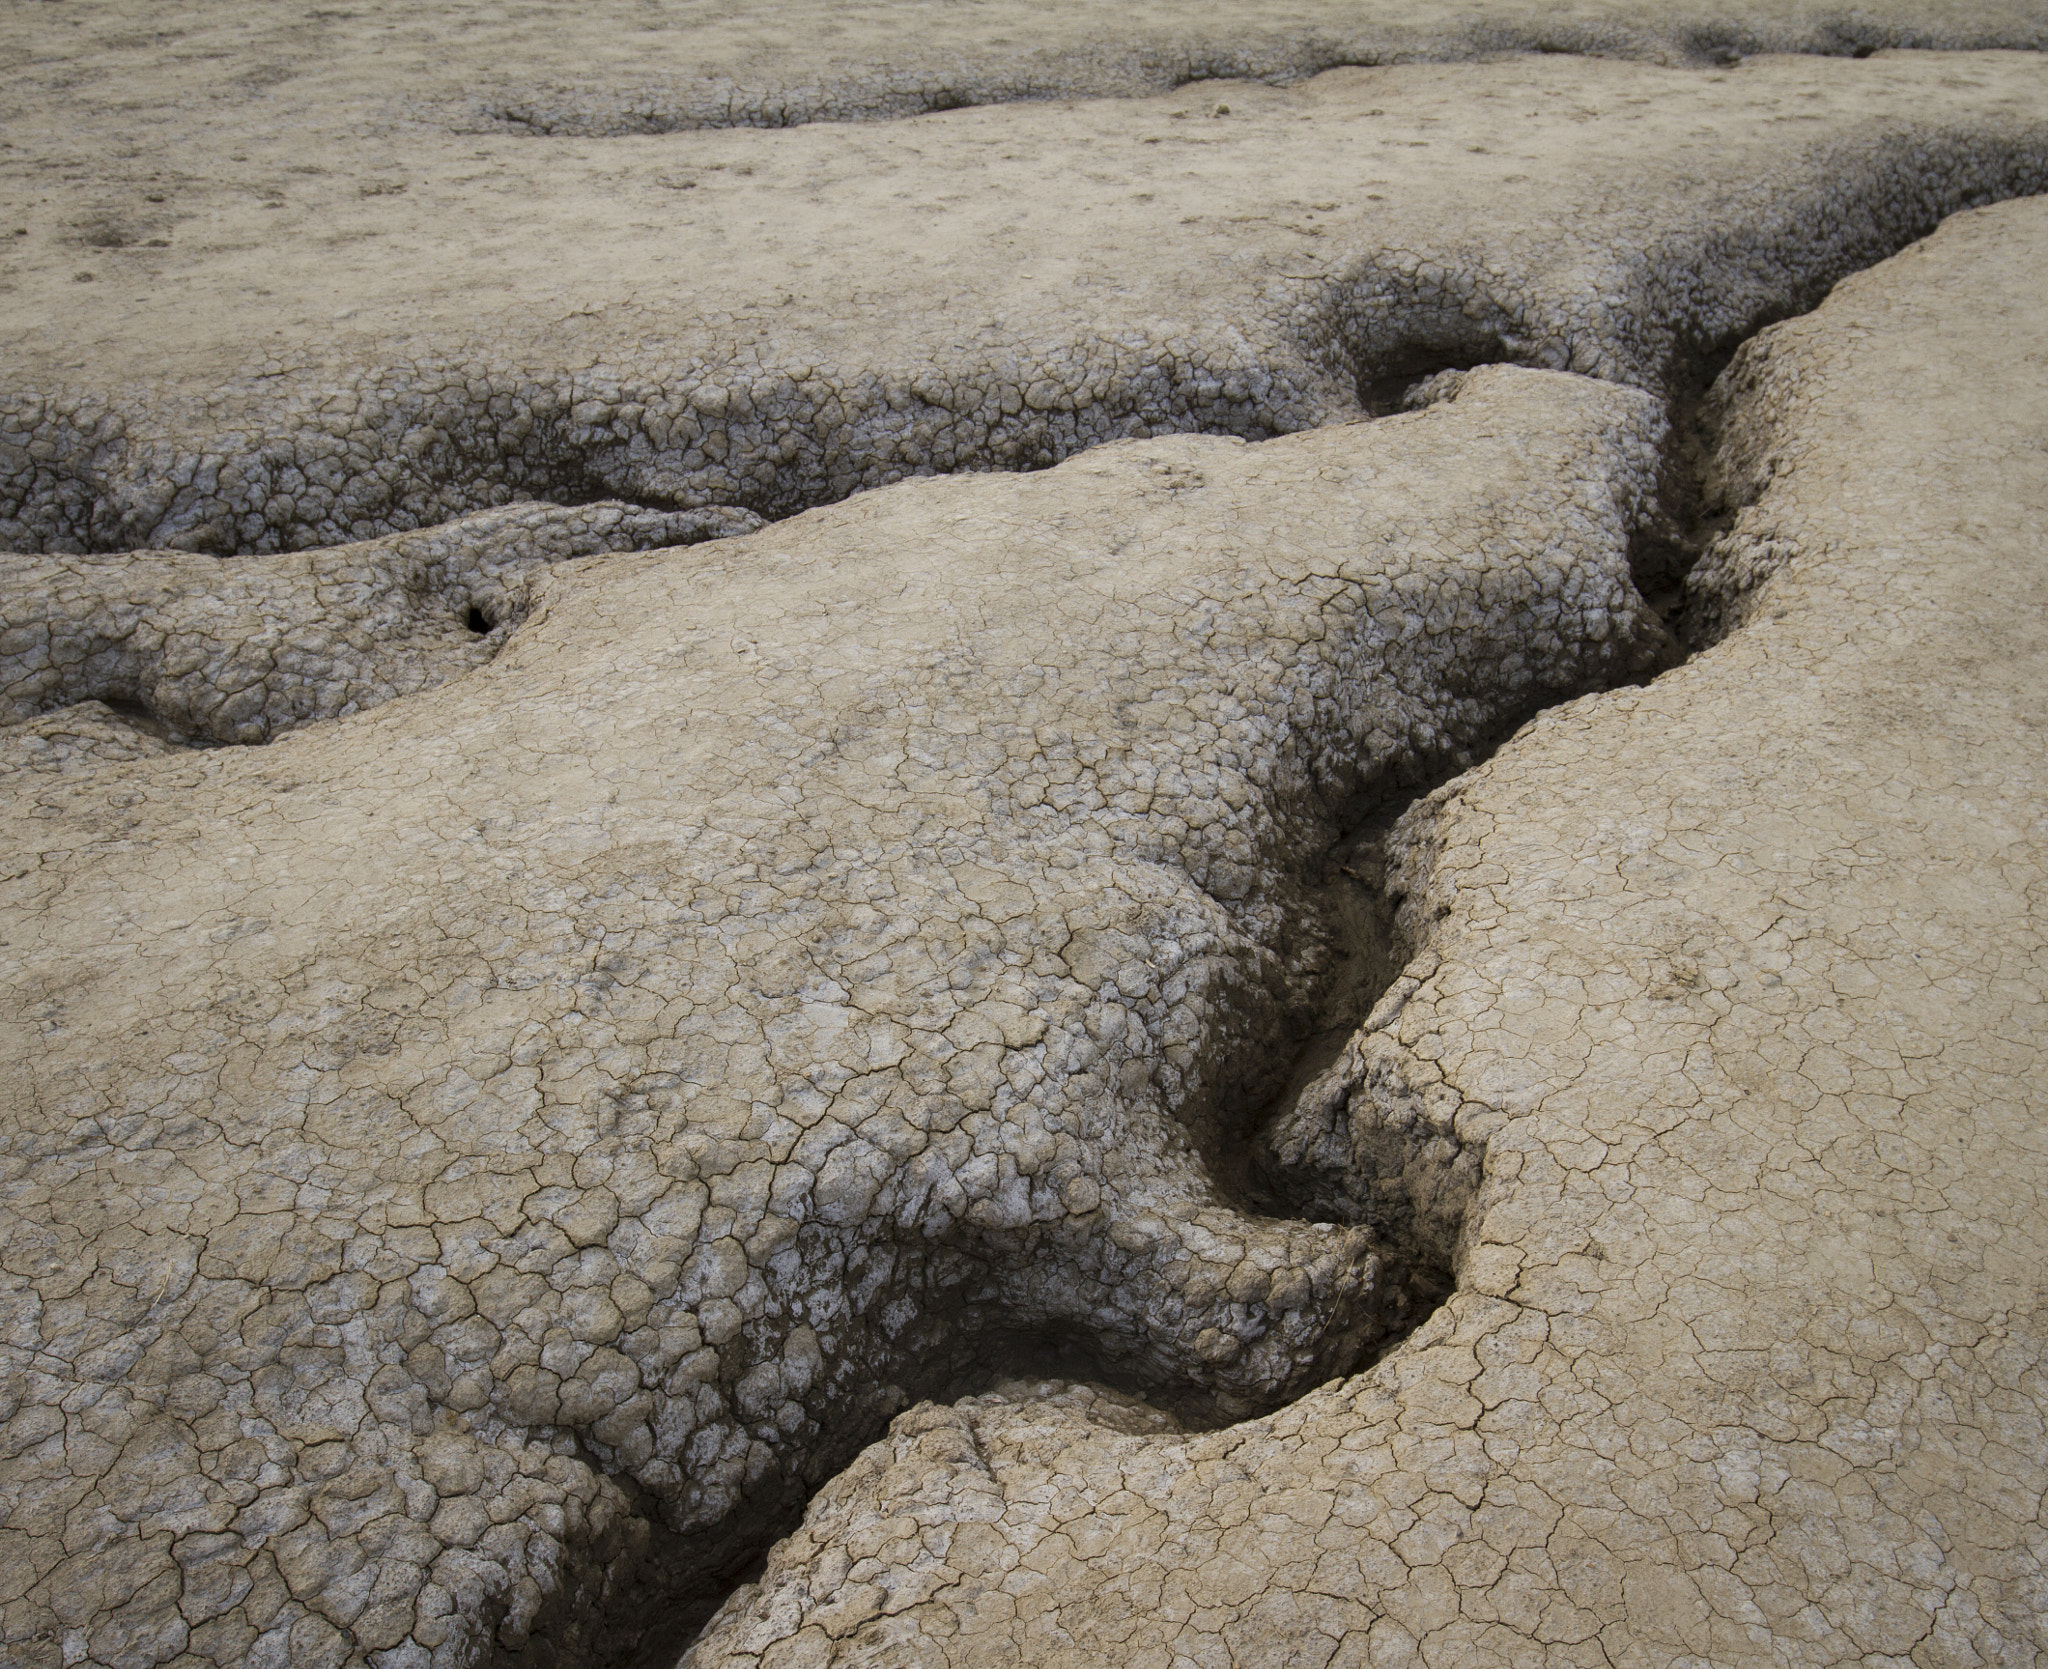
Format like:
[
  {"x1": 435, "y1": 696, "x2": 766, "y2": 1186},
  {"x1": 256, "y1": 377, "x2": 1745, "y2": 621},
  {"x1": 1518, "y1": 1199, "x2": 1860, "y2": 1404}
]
[
  {"x1": 684, "y1": 193, "x2": 2048, "y2": 1669},
  {"x1": 0, "y1": 503, "x2": 759, "y2": 748},
  {"x1": 2, "y1": 9, "x2": 2046, "y2": 1669}
]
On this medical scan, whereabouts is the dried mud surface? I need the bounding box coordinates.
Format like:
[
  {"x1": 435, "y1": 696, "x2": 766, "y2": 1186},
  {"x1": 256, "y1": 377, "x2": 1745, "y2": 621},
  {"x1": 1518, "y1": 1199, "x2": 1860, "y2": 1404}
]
[
  {"x1": 686, "y1": 192, "x2": 2048, "y2": 1669},
  {"x1": 6, "y1": 44, "x2": 2048, "y2": 553},
  {"x1": 1, "y1": 8, "x2": 2045, "y2": 1669}
]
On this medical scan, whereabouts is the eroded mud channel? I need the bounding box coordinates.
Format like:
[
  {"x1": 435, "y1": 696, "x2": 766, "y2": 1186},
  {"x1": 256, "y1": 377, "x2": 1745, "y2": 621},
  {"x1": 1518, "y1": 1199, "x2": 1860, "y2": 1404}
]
[
  {"x1": 4, "y1": 39, "x2": 2048, "y2": 1669},
  {"x1": 624, "y1": 352, "x2": 1758, "y2": 1669}
]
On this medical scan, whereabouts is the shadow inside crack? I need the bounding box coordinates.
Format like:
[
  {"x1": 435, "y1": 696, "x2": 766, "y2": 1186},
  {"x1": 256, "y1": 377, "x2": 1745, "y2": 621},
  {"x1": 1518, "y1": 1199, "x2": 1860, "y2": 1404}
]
[
  {"x1": 482, "y1": 1312, "x2": 1308, "y2": 1669},
  {"x1": 1354, "y1": 336, "x2": 1513, "y2": 417},
  {"x1": 1226, "y1": 332, "x2": 1758, "y2": 1274}
]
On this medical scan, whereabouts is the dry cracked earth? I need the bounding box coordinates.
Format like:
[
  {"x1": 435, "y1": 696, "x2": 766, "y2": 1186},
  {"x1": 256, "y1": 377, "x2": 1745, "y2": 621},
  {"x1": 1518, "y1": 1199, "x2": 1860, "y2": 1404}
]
[{"x1": 1, "y1": 5, "x2": 2045, "y2": 1669}]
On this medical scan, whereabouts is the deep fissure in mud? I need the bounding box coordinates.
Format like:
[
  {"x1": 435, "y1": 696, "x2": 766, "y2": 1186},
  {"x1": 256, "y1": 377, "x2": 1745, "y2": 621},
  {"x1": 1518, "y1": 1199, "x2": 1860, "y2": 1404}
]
[
  {"x1": 1629, "y1": 329, "x2": 1782, "y2": 647},
  {"x1": 1355, "y1": 342, "x2": 1511, "y2": 418}
]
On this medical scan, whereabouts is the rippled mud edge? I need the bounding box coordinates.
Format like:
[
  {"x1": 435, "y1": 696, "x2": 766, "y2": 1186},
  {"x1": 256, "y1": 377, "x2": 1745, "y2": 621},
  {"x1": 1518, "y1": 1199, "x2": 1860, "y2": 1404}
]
[
  {"x1": 464, "y1": 218, "x2": 1875, "y2": 1669},
  {"x1": 461, "y1": 19, "x2": 2043, "y2": 137}
]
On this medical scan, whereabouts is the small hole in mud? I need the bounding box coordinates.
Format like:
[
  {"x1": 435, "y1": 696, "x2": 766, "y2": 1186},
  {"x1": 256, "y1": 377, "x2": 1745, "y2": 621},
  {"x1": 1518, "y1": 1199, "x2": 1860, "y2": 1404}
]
[
  {"x1": 1356, "y1": 340, "x2": 1508, "y2": 416},
  {"x1": 465, "y1": 604, "x2": 494, "y2": 634},
  {"x1": 97, "y1": 696, "x2": 195, "y2": 746}
]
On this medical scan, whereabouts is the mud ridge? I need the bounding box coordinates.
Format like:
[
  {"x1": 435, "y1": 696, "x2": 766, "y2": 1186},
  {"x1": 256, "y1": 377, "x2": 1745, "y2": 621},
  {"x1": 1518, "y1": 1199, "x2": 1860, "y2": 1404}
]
[
  {"x1": 0, "y1": 219, "x2": 1893, "y2": 1669},
  {"x1": 507, "y1": 327, "x2": 1750, "y2": 1669},
  {"x1": 7, "y1": 119, "x2": 2044, "y2": 558}
]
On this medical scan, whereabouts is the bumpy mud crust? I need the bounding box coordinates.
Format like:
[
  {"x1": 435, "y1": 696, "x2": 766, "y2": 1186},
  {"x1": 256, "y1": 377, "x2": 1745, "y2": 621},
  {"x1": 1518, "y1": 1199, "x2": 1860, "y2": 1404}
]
[
  {"x1": 684, "y1": 196, "x2": 2048, "y2": 1669},
  {"x1": 6, "y1": 50, "x2": 2048, "y2": 554},
  {"x1": 1, "y1": 10, "x2": 2045, "y2": 1669}
]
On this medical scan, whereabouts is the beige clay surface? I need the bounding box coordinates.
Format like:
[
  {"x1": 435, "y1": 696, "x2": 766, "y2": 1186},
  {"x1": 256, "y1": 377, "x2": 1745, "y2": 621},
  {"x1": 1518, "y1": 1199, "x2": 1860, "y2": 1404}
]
[
  {"x1": 1, "y1": 6, "x2": 2045, "y2": 1669},
  {"x1": 5, "y1": 40, "x2": 2048, "y2": 552},
  {"x1": 684, "y1": 188, "x2": 2048, "y2": 1669}
]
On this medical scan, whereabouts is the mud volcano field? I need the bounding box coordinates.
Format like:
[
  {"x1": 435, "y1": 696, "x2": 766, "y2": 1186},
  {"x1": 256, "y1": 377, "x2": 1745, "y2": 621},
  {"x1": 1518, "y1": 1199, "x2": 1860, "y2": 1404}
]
[{"x1": 3, "y1": 5, "x2": 2048, "y2": 1667}]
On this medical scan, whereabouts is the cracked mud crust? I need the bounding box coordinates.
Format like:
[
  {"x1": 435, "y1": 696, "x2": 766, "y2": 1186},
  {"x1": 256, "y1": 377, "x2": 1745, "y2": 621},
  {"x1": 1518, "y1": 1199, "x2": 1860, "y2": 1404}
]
[
  {"x1": 2, "y1": 7, "x2": 2046, "y2": 1669},
  {"x1": 683, "y1": 196, "x2": 2048, "y2": 1669},
  {"x1": 7, "y1": 46, "x2": 2048, "y2": 552},
  {"x1": 1, "y1": 367, "x2": 1674, "y2": 1669}
]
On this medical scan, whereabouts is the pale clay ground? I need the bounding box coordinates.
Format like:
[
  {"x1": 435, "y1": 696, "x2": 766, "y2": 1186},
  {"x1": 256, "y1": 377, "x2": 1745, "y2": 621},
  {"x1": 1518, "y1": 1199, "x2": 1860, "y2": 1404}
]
[
  {"x1": 684, "y1": 199, "x2": 2048, "y2": 1669},
  {"x1": 0, "y1": 6, "x2": 2045, "y2": 1669}
]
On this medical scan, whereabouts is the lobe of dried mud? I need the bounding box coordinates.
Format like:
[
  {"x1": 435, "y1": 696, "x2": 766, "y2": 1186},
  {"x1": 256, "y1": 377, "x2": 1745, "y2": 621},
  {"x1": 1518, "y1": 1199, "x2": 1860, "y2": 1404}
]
[
  {"x1": 687, "y1": 196, "x2": 2048, "y2": 1669},
  {"x1": 2, "y1": 364, "x2": 1667, "y2": 1669}
]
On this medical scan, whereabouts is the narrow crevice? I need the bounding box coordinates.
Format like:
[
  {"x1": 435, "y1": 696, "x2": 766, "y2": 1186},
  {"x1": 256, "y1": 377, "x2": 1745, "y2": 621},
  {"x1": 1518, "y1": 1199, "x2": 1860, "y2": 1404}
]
[
  {"x1": 1228, "y1": 336, "x2": 1739, "y2": 1260},
  {"x1": 1206, "y1": 694, "x2": 1577, "y2": 1343},
  {"x1": 1232, "y1": 804, "x2": 1430, "y2": 1219},
  {"x1": 1631, "y1": 328, "x2": 1758, "y2": 644},
  {"x1": 487, "y1": 1305, "x2": 1253, "y2": 1668},
  {"x1": 521, "y1": 471, "x2": 691, "y2": 518},
  {"x1": 583, "y1": 1299, "x2": 1357, "y2": 1664},
  {"x1": 505, "y1": 1284, "x2": 1365, "y2": 1669}
]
